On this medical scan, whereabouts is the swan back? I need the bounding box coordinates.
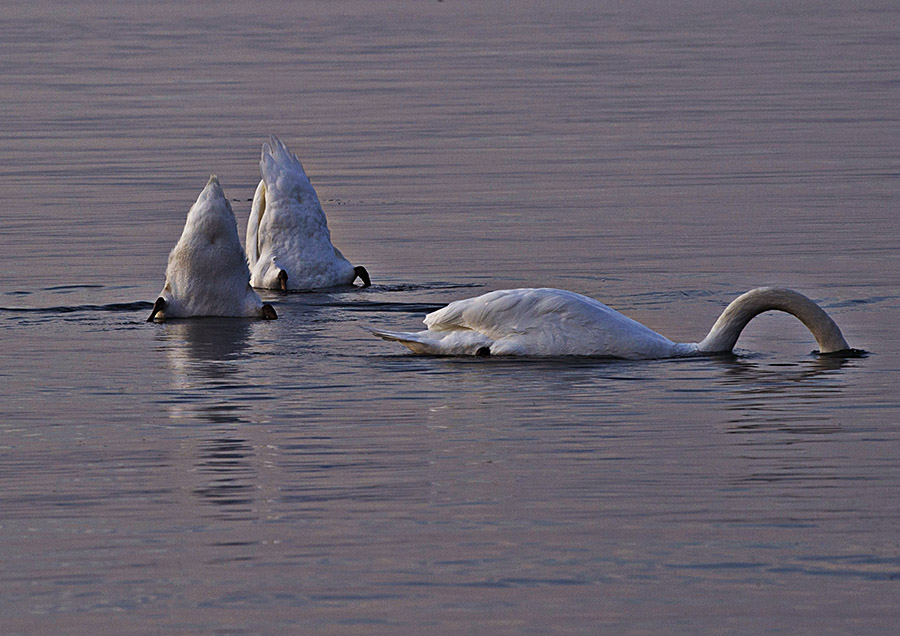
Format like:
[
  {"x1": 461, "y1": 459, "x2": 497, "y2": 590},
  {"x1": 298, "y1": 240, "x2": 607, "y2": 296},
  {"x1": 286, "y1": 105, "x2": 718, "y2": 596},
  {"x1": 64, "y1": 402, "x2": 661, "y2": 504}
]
[
  {"x1": 155, "y1": 175, "x2": 265, "y2": 319},
  {"x1": 247, "y1": 136, "x2": 355, "y2": 290},
  {"x1": 421, "y1": 288, "x2": 684, "y2": 358},
  {"x1": 696, "y1": 287, "x2": 850, "y2": 354}
]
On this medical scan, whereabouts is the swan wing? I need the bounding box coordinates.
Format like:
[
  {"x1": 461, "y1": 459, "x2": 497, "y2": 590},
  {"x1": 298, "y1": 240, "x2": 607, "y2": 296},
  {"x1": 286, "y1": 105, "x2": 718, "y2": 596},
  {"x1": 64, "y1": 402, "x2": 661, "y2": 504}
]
[
  {"x1": 246, "y1": 180, "x2": 266, "y2": 269},
  {"x1": 423, "y1": 288, "x2": 678, "y2": 358}
]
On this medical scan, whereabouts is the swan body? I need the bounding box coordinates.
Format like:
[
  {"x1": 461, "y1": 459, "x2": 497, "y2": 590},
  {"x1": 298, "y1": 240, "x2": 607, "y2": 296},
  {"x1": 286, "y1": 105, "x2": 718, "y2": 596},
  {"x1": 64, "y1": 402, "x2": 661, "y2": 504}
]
[
  {"x1": 370, "y1": 287, "x2": 851, "y2": 358},
  {"x1": 149, "y1": 176, "x2": 276, "y2": 321},
  {"x1": 246, "y1": 136, "x2": 370, "y2": 290}
]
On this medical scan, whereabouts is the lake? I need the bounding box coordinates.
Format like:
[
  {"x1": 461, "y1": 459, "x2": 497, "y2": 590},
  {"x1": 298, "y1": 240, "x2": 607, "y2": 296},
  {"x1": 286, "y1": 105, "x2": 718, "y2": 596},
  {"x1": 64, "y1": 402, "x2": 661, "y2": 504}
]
[{"x1": 1, "y1": 1, "x2": 899, "y2": 633}]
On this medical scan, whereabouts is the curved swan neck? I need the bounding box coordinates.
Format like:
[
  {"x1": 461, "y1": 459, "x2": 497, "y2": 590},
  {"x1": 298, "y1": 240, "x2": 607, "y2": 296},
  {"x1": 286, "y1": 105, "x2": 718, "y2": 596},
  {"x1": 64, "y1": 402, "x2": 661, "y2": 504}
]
[{"x1": 696, "y1": 287, "x2": 850, "y2": 354}]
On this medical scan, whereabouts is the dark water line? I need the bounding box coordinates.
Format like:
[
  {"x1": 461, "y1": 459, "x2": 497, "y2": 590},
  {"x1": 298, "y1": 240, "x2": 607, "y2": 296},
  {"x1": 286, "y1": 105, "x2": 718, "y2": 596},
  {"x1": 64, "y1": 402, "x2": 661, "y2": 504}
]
[
  {"x1": 274, "y1": 282, "x2": 483, "y2": 295},
  {"x1": 41, "y1": 284, "x2": 106, "y2": 291},
  {"x1": 323, "y1": 301, "x2": 447, "y2": 313},
  {"x1": 0, "y1": 301, "x2": 153, "y2": 314}
]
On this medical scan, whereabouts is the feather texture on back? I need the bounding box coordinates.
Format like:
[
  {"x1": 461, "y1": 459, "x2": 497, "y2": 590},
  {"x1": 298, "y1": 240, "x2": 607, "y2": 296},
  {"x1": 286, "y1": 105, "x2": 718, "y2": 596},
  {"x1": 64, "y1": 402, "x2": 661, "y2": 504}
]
[
  {"x1": 372, "y1": 288, "x2": 688, "y2": 358},
  {"x1": 247, "y1": 136, "x2": 367, "y2": 290},
  {"x1": 150, "y1": 176, "x2": 270, "y2": 320},
  {"x1": 370, "y1": 287, "x2": 852, "y2": 358}
]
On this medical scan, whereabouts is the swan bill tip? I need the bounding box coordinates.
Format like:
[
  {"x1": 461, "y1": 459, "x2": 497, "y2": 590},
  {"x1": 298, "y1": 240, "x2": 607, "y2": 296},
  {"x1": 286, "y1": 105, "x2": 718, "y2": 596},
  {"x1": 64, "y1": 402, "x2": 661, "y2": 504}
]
[{"x1": 261, "y1": 304, "x2": 277, "y2": 320}]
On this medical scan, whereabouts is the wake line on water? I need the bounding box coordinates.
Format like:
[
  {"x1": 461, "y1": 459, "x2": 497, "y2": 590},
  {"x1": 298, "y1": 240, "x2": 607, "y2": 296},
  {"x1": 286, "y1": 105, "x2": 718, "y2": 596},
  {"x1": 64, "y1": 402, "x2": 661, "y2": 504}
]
[
  {"x1": 323, "y1": 301, "x2": 446, "y2": 314},
  {"x1": 375, "y1": 282, "x2": 484, "y2": 292},
  {"x1": 269, "y1": 282, "x2": 484, "y2": 295},
  {"x1": 41, "y1": 284, "x2": 105, "y2": 291},
  {"x1": 0, "y1": 301, "x2": 153, "y2": 314},
  {"x1": 0, "y1": 282, "x2": 486, "y2": 317}
]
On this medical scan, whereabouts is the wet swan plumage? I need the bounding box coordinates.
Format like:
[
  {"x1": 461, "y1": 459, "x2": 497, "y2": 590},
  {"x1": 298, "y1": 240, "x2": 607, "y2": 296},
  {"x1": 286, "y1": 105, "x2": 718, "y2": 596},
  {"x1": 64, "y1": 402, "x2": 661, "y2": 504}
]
[
  {"x1": 370, "y1": 287, "x2": 851, "y2": 358},
  {"x1": 246, "y1": 136, "x2": 370, "y2": 291},
  {"x1": 148, "y1": 176, "x2": 276, "y2": 321}
]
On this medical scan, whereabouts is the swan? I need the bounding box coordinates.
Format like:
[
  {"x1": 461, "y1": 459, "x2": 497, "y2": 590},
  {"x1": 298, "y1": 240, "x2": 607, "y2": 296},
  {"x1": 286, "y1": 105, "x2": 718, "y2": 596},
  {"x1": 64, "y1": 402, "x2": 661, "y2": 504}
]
[
  {"x1": 369, "y1": 287, "x2": 852, "y2": 358},
  {"x1": 246, "y1": 136, "x2": 370, "y2": 291},
  {"x1": 148, "y1": 175, "x2": 277, "y2": 321}
]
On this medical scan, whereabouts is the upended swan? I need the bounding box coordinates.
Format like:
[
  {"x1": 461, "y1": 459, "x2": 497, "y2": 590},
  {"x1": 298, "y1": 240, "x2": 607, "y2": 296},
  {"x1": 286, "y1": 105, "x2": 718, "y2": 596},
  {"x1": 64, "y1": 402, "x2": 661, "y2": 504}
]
[
  {"x1": 148, "y1": 175, "x2": 276, "y2": 321},
  {"x1": 246, "y1": 136, "x2": 370, "y2": 291},
  {"x1": 369, "y1": 287, "x2": 852, "y2": 358}
]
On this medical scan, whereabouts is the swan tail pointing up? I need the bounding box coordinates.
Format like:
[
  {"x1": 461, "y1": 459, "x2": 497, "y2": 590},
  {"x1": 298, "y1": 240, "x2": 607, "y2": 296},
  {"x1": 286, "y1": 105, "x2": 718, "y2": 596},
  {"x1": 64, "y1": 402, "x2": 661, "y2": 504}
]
[
  {"x1": 260, "y1": 135, "x2": 309, "y2": 187},
  {"x1": 696, "y1": 287, "x2": 850, "y2": 354}
]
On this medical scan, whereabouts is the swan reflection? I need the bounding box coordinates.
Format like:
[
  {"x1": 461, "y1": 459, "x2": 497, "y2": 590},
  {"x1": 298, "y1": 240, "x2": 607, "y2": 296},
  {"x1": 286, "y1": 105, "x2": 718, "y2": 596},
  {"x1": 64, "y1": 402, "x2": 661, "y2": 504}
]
[
  {"x1": 193, "y1": 434, "x2": 257, "y2": 519},
  {"x1": 162, "y1": 318, "x2": 252, "y2": 388},
  {"x1": 712, "y1": 354, "x2": 859, "y2": 437},
  {"x1": 159, "y1": 319, "x2": 265, "y2": 521}
]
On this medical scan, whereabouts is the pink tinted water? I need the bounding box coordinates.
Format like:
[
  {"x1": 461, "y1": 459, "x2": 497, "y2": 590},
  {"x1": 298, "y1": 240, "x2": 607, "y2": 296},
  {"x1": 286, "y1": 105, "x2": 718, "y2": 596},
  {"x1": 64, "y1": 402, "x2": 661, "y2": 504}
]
[{"x1": 1, "y1": 1, "x2": 899, "y2": 634}]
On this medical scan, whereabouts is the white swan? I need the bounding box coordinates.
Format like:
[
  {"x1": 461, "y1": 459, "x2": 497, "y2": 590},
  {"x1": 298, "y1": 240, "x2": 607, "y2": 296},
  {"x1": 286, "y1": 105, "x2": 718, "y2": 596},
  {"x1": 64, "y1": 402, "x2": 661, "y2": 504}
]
[
  {"x1": 370, "y1": 287, "x2": 851, "y2": 358},
  {"x1": 149, "y1": 176, "x2": 277, "y2": 321},
  {"x1": 246, "y1": 136, "x2": 370, "y2": 291}
]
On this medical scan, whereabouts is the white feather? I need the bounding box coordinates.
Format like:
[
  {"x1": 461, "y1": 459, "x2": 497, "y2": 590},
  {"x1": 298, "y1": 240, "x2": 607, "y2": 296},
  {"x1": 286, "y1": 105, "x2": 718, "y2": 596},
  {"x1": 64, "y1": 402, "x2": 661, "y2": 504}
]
[
  {"x1": 152, "y1": 176, "x2": 265, "y2": 320},
  {"x1": 247, "y1": 136, "x2": 360, "y2": 290},
  {"x1": 370, "y1": 287, "x2": 851, "y2": 358}
]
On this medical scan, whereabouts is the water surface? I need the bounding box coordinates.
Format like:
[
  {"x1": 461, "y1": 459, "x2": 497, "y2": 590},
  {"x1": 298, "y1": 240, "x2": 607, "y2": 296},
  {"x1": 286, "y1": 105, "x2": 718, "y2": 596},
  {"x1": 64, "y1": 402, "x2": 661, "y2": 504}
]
[{"x1": 1, "y1": 1, "x2": 899, "y2": 634}]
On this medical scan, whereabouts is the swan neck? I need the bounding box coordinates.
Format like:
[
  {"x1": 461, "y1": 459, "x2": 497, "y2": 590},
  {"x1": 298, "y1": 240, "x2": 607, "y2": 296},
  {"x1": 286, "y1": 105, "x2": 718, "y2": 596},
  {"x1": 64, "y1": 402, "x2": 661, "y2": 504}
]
[{"x1": 696, "y1": 287, "x2": 850, "y2": 354}]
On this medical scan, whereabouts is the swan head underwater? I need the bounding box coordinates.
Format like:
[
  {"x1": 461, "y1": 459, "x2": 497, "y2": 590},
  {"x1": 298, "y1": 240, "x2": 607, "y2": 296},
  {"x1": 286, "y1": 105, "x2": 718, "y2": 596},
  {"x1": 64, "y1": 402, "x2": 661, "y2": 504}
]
[
  {"x1": 246, "y1": 135, "x2": 371, "y2": 291},
  {"x1": 369, "y1": 286, "x2": 856, "y2": 359},
  {"x1": 149, "y1": 175, "x2": 277, "y2": 322}
]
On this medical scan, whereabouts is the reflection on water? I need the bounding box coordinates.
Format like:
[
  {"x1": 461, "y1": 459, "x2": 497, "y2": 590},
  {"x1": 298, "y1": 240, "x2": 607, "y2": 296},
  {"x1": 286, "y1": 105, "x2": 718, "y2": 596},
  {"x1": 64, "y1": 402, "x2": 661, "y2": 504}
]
[
  {"x1": 715, "y1": 354, "x2": 855, "y2": 396},
  {"x1": 159, "y1": 319, "x2": 262, "y2": 521},
  {"x1": 713, "y1": 355, "x2": 856, "y2": 433},
  {"x1": 716, "y1": 352, "x2": 862, "y2": 380},
  {"x1": 161, "y1": 318, "x2": 252, "y2": 386},
  {"x1": 193, "y1": 434, "x2": 258, "y2": 520},
  {"x1": 159, "y1": 317, "x2": 265, "y2": 423},
  {"x1": 701, "y1": 355, "x2": 866, "y2": 497}
]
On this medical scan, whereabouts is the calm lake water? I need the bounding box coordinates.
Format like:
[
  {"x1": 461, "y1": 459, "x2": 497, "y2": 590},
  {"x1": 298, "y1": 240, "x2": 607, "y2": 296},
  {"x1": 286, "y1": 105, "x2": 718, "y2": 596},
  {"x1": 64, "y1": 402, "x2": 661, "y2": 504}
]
[{"x1": 2, "y1": 1, "x2": 899, "y2": 633}]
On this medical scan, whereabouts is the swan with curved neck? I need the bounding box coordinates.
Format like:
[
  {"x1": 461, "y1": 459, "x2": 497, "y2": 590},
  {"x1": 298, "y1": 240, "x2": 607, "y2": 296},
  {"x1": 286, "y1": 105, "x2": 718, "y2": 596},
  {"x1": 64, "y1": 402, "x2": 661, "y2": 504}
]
[
  {"x1": 369, "y1": 287, "x2": 851, "y2": 358},
  {"x1": 246, "y1": 136, "x2": 371, "y2": 291}
]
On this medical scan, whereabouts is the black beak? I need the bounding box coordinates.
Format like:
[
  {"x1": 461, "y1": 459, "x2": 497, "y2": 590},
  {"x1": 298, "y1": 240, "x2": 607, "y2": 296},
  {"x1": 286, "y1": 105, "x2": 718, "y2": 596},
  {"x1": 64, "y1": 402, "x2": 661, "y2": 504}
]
[
  {"x1": 277, "y1": 269, "x2": 288, "y2": 292},
  {"x1": 147, "y1": 297, "x2": 166, "y2": 322},
  {"x1": 261, "y1": 303, "x2": 277, "y2": 320},
  {"x1": 354, "y1": 266, "x2": 371, "y2": 288}
]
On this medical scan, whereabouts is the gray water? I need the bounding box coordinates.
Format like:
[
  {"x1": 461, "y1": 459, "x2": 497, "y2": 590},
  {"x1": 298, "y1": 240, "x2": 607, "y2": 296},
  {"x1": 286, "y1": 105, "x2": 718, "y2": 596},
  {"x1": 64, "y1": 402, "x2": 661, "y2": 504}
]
[{"x1": 2, "y1": 1, "x2": 899, "y2": 634}]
